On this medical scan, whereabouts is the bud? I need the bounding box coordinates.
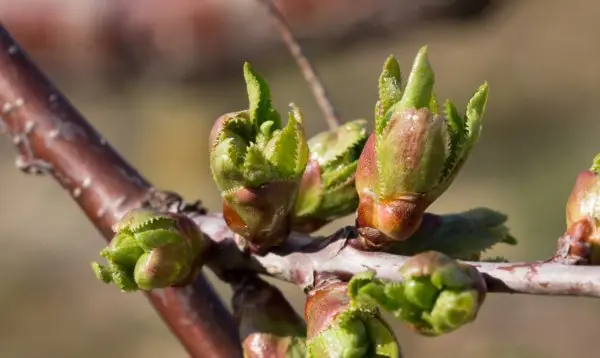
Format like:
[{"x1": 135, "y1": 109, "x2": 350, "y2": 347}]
[
  {"x1": 293, "y1": 119, "x2": 369, "y2": 233},
  {"x1": 349, "y1": 251, "x2": 486, "y2": 337},
  {"x1": 91, "y1": 208, "x2": 206, "y2": 292},
  {"x1": 232, "y1": 275, "x2": 307, "y2": 358},
  {"x1": 355, "y1": 47, "x2": 489, "y2": 247},
  {"x1": 566, "y1": 156, "x2": 600, "y2": 228},
  {"x1": 560, "y1": 154, "x2": 600, "y2": 263},
  {"x1": 306, "y1": 282, "x2": 401, "y2": 358},
  {"x1": 209, "y1": 62, "x2": 309, "y2": 251}
]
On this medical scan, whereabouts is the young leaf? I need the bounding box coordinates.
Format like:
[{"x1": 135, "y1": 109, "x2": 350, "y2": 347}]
[
  {"x1": 264, "y1": 104, "x2": 308, "y2": 178},
  {"x1": 210, "y1": 137, "x2": 247, "y2": 190},
  {"x1": 592, "y1": 153, "x2": 600, "y2": 173},
  {"x1": 243, "y1": 62, "x2": 276, "y2": 129},
  {"x1": 429, "y1": 93, "x2": 440, "y2": 114},
  {"x1": 243, "y1": 144, "x2": 275, "y2": 186},
  {"x1": 464, "y1": 82, "x2": 489, "y2": 153},
  {"x1": 395, "y1": 46, "x2": 435, "y2": 112},
  {"x1": 442, "y1": 99, "x2": 465, "y2": 177},
  {"x1": 349, "y1": 252, "x2": 486, "y2": 337},
  {"x1": 376, "y1": 55, "x2": 402, "y2": 134}
]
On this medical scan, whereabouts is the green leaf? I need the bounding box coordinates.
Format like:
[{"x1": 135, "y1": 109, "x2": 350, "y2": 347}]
[
  {"x1": 349, "y1": 252, "x2": 485, "y2": 337},
  {"x1": 210, "y1": 137, "x2": 247, "y2": 191},
  {"x1": 395, "y1": 46, "x2": 435, "y2": 112},
  {"x1": 591, "y1": 153, "x2": 600, "y2": 173},
  {"x1": 464, "y1": 82, "x2": 489, "y2": 153},
  {"x1": 425, "y1": 289, "x2": 479, "y2": 334},
  {"x1": 364, "y1": 318, "x2": 402, "y2": 358},
  {"x1": 104, "y1": 233, "x2": 143, "y2": 267},
  {"x1": 91, "y1": 262, "x2": 112, "y2": 283},
  {"x1": 290, "y1": 105, "x2": 309, "y2": 176},
  {"x1": 108, "y1": 262, "x2": 138, "y2": 292},
  {"x1": 349, "y1": 272, "x2": 402, "y2": 312},
  {"x1": 255, "y1": 120, "x2": 276, "y2": 148},
  {"x1": 222, "y1": 112, "x2": 254, "y2": 141},
  {"x1": 243, "y1": 144, "x2": 276, "y2": 186},
  {"x1": 134, "y1": 229, "x2": 182, "y2": 250},
  {"x1": 243, "y1": 62, "x2": 274, "y2": 129},
  {"x1": 388, "y1": 208, "x2": 517, "y2": 260},
  {"x1": 308, "y1": 318, "x2": 369, "y2": 358},
  {"x1": 429, "y1": 93, "x2": 440, "y2": 115},
  {"x1": 376, "y1": 55, "x2": 402, "y2": 133},
  {"x1": 309, "y1": 119, "x2": 368, "y2": 168},
  {"x1": 264, "y1": 104, "x2": 307, "y2": 178},
  {"x1": 287, "y1": 337, "x2": 308, "y2": 358},
  {"x1": 348, "y1": 270, "x2": 378, "y2": 299},
  {"x1": 404, "y1": 277, "x2": 438, "y2": 310},
  {"x1": 322, "y1": 161, "x2": 357, "y2": 189},
  {"x1": 442, "y1": 99, "x2": 465, "y2": 177},
  {"x1": 294, "y1": 183, "x2": 322, "y2": 217}
]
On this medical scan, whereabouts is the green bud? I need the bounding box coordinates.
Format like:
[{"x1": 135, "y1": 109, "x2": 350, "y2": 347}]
[
  {"x1": 349, "y1": 252, "x2": 486, "y2": 337},
  {"x1": 209, "y1": 63, "x2": 309, "y2": 251},
  {"x1": 293, "y1": 119, "x2": 369, "y2": 232},
  {"x1": 91, "y1": 209, "x2": 206, "y2": 292},
  {"x1": 232, "y1": 276, "x2": 306, "y2": 358},
  {"x1": 306, "y1": 282, "x2": 402, "y2": 358},
  {"x1": 355, "y1": 46, "x2": 489, "y2": 247}
]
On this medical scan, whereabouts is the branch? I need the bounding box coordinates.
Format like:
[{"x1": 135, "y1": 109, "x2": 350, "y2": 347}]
[
  {"x1": 0, "y1": 24, "x2": 242, "y2": 358},
  {"x1": 196, "y1": 214, "x2": 600, "y2": 298},
  {"x1": 257, "y1": 0, "x2": 341, "y2": 130}
]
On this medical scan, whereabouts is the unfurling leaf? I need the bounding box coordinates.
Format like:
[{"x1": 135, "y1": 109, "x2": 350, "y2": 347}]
[
  {"x1": 91, "y1": 209, "x2": 206, "y2": 292},
  {"x1": 349, "y1": 251, "x2": 486, "y2": 337},
  {"x1": 355, "y1": 46, "x2": 490, "y2": 248},
  {"x1": 210, "y1": 63, "x2": 309, "y2": 251},
  {"x1": 293, "y1": 120, "x2": 369, "y2": 233}
]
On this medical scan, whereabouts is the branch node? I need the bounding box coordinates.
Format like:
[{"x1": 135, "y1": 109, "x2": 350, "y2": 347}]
[
  {"x1": 7, "y1": 44, "x2": 18, "y2": 55},
  {"x1": 2, "y1": 97, "x2": 24, "y2": 116},
  {"x1": 48, "y1": 93, "x2": 58, "y2": 103},
  {"x1": 96, "y1": 195, "x2": 127, "y2": 219},
  {"x1": 14, "y1": 154, "x2": 53, "y2": 175}
]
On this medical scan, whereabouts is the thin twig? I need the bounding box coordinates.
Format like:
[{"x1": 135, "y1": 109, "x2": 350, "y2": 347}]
[
  {"x1": 0, "y1": 24, "x2": 242, "y2": 358},
  {"x1": 257, "y1": 0, "x2": 341, "y2": 130},
  {"x1": 195, "y1": 214, "x2": 600, "y2": 298}
]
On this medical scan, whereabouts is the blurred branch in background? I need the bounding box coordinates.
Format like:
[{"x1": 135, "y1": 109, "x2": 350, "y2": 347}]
[
  {"x1": 257, "y1": 0, "x2": 341, "y2": 130},
  {"x1": 0, "y1": 0, "x2": 500, "y2": 83}
]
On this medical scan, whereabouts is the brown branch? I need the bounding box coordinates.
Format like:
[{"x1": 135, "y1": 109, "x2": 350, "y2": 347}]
[
  {"x1": 196, "y1": 214, "x2": 600, "y2": 298},
  {"x1": 257, "y1": 0, "x2": 341, "y2": 130},
  {"x1": 0, "y1": 24, "x2": 242, "y2": 358}
]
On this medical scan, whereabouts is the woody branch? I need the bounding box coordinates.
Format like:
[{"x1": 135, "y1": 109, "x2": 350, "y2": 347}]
[
  {"x1": 196, "y1": 214, "x2": 600, "y2": 298},
  {"x1": 0, "y1": 23, "x2": 242, "y2": 358}
]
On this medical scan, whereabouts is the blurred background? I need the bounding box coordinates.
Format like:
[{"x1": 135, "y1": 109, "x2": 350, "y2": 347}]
[{"x1": 1, "y1": 0, "x2": 599, "y2": 357}]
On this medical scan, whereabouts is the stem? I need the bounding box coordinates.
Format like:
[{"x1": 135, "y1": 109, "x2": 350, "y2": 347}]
[
  {"x1": 196, "y1": 214, "x2": 600, "y2": 298},
  {"x1": 0, "y1": 24, "x2": 241, "y2": 358},
  {"x1": 256, "y1": 0, "x2": 341, "y2": 130}
]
